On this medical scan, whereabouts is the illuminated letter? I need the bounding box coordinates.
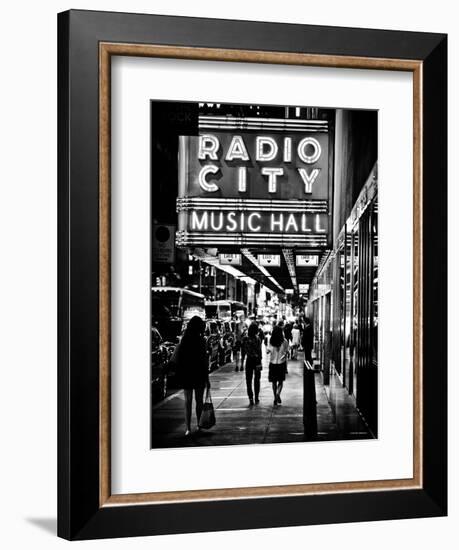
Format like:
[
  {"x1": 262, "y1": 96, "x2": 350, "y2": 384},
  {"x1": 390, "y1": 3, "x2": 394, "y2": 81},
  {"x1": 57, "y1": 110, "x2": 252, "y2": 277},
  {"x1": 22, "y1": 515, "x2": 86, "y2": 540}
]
[
  {"x1": 285, "y1": 214, "x2": 298, "y2": 232},
  {"x1": 226, "y1": 212, "x2": 237, "y2": 231},
  {"x1": 210, "y1": 212, "x2": 224, "y2": 231},
  {"x1": 271, "y1": 213, "x2": 284, "y2": 232},
  {"x1": 198, "y1": 134, "x2": 219, "y2": 160},
  {"x1": 238, "y1": 167, "x2": 247, "y2": 192},
  {"x1": 226, "y1": 135, "x2": 249, "y2": 161},
  {"x1": 256, "y1": 137, "x2": 278, "y2": 162},
  {"x1": 298, "y1": 137, "x2": 322, "y2": 164},
  {"x1": 261, "y1": 167, "x2": 283, "y2": 193},
  {"x1": 283, "y1": 137, "x2": 292, "y2": 162},
  {"x1": 298, "y1": 168, "x2": 321, "y2": 193},
  {"x1": 248, "y1": 213, "x2": 261, "y2": 232},
  {"x1": 315, "y1": 214, "x2": 326, "y2": 233},
  {"x1": 301, "y1": 214, "x2": 311, "y2": 232},
  {"x1": 198, "y1": 165, "x2": 220, "y2": 192},
  {"x1": 191, "y1": 211, "x2": 208, "y2": 230}
]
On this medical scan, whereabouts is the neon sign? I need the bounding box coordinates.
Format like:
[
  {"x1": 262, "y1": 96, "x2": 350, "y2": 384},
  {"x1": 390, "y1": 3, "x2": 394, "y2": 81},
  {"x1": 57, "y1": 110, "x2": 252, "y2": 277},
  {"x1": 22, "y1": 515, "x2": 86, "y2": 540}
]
[
  {"x1": 197, "y1": 134, "x2": 323, "y2": 194},
  {"x1": 185, "y1": 127, "x2": 329, "y2": 201},
  {"x1": 189, "y1": 210, "x2": 327, "y2": 234},
  {"x1": 177, "y1": 118, "x2": 331, "y2": 248}
]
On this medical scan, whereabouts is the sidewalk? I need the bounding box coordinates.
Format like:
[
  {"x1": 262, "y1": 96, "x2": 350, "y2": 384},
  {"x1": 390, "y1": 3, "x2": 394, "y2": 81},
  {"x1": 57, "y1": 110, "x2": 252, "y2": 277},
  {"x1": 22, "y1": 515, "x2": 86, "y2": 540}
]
[{"x1": 151, "y1": 352, "x2": 371, "y2": 448}]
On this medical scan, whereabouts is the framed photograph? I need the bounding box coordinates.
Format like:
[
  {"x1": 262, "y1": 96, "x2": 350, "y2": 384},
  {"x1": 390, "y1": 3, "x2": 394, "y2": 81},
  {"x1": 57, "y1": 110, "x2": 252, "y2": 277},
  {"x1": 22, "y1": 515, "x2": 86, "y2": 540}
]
[{"x1": 58, "y1": 10, "x2": 447, "y2": 540}]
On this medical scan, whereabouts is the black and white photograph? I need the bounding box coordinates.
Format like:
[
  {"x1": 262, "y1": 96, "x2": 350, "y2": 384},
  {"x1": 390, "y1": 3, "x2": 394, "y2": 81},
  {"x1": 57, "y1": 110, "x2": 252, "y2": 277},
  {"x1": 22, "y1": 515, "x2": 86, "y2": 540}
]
[
  {"x1": 0, "y1": 0, "x2": 452, "y2": 545},
  {"x1": 150, "y1": 100, "x2": 378, "y2": 448}
]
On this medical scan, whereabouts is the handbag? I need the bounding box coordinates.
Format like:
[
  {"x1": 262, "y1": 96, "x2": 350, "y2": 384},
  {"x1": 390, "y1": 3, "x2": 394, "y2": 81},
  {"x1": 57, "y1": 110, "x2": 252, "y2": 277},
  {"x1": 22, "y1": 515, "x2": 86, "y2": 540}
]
[{"x1": 198, "y1": 388, "x2": 216, "y2": 430}]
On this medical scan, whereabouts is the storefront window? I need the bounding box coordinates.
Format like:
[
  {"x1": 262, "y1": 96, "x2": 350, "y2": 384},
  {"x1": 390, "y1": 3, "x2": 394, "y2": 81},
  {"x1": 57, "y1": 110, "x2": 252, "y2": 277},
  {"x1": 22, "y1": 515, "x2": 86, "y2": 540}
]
[
  {"x1": 344, "y1": 232, "x2": 352, "y2": 390},
  {"x1": 337, "y1": 246, "x2": 345, "y2": 376},
  {"x1": 371, "y1": 201, "x2": 378, "y2": 366},
  {"x1": 351, "y1": 227, "x2": 359, "y2": 396}
]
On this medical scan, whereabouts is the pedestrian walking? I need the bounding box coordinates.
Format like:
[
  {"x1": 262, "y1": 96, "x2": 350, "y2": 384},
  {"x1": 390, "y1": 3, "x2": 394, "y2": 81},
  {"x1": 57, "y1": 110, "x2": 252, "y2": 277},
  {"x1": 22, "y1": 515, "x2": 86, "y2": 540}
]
[
  {"x1": 302, "y1": 317, "x2": 314, "y2": 367},
  {"x1": 257, "y1": 323, "x2": 265, "y2": 343},
  {"x1": 284, "y1": 321, "x2": 293, "y2": 360},
  {"x1": 173, "y1": 316, "x2": 210, "y2": 436},
  {"x1": 297, "y1": 316, "x2": 305, "y2": 351},
  {"x1": 266, "y1": 325, "x2": 289, "y2": 406},
  {"x1": 290, "y1": 323, "x2": 301, "y2": 360},
  {"x1": 233, "y1": 315, "x2": 246, "y2": 372},
  {"x1": 242, "y1": 322, "x2": 263, "y2": 406}
]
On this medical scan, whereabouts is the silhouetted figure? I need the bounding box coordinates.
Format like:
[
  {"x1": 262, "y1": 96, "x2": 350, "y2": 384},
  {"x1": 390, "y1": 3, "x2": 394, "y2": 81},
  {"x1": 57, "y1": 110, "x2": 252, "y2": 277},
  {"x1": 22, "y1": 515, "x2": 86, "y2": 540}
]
[
  {"x1": 284, "y1": 321, "x2": 293, "y2": 359},
  {"x1": 302, "y1": 317, "x2": 314, "y2": 366},
  {"x1": 242, "y1": 322, "x2": 263, "y2": 406},
  {"x1": 174, "y1": 316, "x2": 210, "y2": 435},
  {"x1": 233, "y1": 315, "x2": 246, "y2": 372},
  {"x1": 291, "y1": 323, "x2": 301, "y2": 360}
]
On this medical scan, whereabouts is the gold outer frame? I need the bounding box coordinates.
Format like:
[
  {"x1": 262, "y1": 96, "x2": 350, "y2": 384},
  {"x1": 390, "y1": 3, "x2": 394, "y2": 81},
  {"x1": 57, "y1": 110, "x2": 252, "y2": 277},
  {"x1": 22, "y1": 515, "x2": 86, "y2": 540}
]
[{"x1": 99, "y1": 43, "x2": 423, "y2": 507}]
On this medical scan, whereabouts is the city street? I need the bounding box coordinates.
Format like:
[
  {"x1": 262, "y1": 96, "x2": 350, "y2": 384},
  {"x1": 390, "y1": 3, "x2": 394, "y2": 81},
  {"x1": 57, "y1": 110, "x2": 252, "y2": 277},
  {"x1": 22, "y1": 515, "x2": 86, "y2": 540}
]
[
  {"x1": 150, "y1": 102, "x2": 380, "y2": 445},
  {"x1": 151, "y1": 350, "x2": 371, "y2": 448}
]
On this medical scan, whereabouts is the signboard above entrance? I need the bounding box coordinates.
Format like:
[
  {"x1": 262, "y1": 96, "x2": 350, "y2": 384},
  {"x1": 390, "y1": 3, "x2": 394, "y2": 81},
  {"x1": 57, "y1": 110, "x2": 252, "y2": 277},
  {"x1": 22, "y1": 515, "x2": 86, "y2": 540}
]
[
  {"x1": 185, "y1": 126, "x2": 329, "y2": 201},
  {"x1": 177, "y1": 116, "x2": 331, "y2": 248},
  {"x1": 296, "y1": 254, "x2": 319, "y2": 267},
  {"x1": 258, "y1": 254, "x2": 281, "y2": 267},
  {"x1": 219, "y1": 253, "x2": 242, "y2": 266}
]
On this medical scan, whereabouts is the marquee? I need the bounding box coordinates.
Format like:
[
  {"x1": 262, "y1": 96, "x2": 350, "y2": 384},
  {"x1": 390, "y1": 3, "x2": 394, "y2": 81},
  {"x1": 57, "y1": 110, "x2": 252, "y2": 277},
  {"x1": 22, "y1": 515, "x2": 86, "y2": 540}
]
[{"x1": 176, "y1": 116, "x2": 331, "y2": 248}]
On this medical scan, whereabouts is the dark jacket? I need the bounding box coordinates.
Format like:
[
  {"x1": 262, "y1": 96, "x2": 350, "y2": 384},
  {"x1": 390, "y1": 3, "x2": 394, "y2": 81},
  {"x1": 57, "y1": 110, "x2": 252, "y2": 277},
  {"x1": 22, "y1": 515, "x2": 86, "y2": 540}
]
[
  {"x1": 175, "y1": 335, "x2": 209, "y2": 390},
  {"x1": 242, "y1": 335, "x2": 262, "y2": 366}
]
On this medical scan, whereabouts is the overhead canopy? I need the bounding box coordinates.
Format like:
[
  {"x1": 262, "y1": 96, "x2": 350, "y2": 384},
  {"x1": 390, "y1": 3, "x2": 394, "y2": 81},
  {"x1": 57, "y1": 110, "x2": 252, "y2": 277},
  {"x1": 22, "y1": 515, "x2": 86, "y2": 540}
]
[{"x1": 194, "y1": 247, "x2": 329, "y2": 297}]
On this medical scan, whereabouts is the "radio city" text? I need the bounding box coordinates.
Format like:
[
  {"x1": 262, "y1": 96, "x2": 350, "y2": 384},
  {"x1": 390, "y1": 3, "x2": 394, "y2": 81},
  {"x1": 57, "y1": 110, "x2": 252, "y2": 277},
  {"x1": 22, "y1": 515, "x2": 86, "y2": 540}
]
[{"x1": 197, "y1": 134, "x2": 322, "y2": 194}]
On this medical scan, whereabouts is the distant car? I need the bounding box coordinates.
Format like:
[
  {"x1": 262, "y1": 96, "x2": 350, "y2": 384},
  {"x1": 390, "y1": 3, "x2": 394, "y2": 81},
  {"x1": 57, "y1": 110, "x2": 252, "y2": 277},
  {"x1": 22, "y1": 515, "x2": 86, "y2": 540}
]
[
  {"x1": 205, "y1": 321, "x2": 221, "y2": 371},
  {"x1": 151, "y1": 327, "x2": 172, "y2": 403},
  {"x1": 219, "y1": 321, "x2": 234, "y2": 365}
]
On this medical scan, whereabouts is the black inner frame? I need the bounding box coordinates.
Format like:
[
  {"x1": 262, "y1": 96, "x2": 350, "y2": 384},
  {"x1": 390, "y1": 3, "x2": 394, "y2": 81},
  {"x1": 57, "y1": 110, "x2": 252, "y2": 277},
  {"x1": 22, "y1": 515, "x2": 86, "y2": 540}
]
[{"x1": 58, "y1": 9, "x2": 447, "y2": 540}]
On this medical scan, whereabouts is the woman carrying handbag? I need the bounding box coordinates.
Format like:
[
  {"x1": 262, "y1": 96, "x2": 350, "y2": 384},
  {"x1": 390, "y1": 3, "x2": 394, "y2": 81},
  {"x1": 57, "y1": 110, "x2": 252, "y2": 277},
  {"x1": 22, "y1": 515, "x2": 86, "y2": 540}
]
[
  {"x1": 266, "y1": 325, "x2": 289, "y2": 406},
  {"x1": 198, "y1": 386, "x2": 216, "y2": 430},
  {"x1": 174, "y1": 316, "x2": 211, "y2": 436}
]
